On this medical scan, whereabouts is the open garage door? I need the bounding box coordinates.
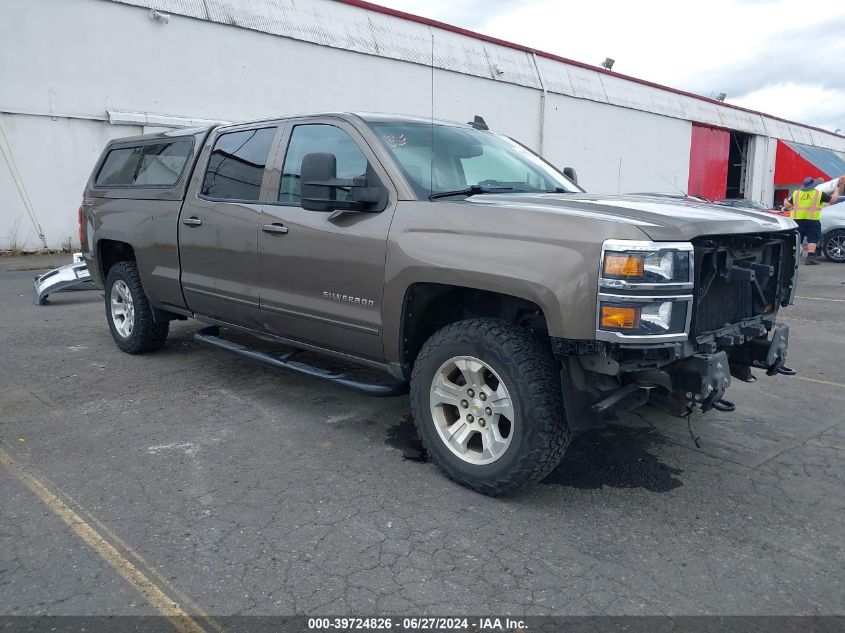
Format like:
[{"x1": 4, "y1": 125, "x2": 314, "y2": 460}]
[
  {"x1": 688, "y1": 124, "x2": 751, "y2": 201},
  {"x1": 688, "y1": 124, "x2": 729, "y2": 200},
  {"x1": 726, "y1": 131, "x2": 750, "y2": 199}
]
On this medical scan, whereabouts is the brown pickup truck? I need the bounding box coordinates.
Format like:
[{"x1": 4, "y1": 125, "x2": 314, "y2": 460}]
[{"x1": 80, "y1": 112, "x2": 799, "y2": 495}]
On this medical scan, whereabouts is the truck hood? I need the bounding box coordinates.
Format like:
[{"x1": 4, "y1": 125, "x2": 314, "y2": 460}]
[{"x1": 467, "y1": 193, "x2": 796, "y2": 241}]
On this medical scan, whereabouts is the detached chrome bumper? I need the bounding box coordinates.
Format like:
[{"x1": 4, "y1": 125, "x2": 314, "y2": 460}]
[{"x1": 33, "y1": 253, "x2": 95, "y2": 305}]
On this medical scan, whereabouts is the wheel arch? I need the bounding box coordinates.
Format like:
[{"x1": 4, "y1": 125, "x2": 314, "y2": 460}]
[
  {"x1": 395, "y1": 282, "x2": 552, "y2": 370},
  {"x1": 97, "y1": 238, "x2": 136, "y2": 282},
  {"x1": 98, "y1": 240, "x2": 180, "y2": 322}
]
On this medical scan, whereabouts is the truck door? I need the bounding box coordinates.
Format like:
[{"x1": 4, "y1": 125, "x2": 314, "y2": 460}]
[
  {"x1": 258, "y1": 120, "x2": 397, "y2": 360},
  {"x1": 178, "y1": 125, "x2": 279, "y2": 329}
]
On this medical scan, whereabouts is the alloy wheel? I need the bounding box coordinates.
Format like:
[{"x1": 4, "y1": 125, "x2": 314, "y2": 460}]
[
  {"x1": 825, "y1": 234, "x2": 845, "y2": 262},
  {"x1": 429, "y1": 355, "x2": 515, "y2": 465},
  {"x1": 110, "y1": 280, "x2": 135, "y2": 338}
]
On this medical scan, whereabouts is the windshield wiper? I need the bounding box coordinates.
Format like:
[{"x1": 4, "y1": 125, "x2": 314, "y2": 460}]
[
  {"x1": 544, "y1": 187, "x2": 571, "y2": 193},
  {"x1": 429, "y1": 185, "x2": 519, "y2": 200}
]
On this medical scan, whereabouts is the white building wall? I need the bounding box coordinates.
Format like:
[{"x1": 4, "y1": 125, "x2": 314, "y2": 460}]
[
  {"x1": 0, "y1": 113, "x2": 143, "y2": 250},
  {"x1": 542, "y1": 95, "x2": 691, "y2": 194},
  {"x1": 0, "y1": 0, "x2": 687, "y2": 248},
  {"x1": 104, "y1": 0, "x2": 845, "y2": 153},
  {"x1": 0, "y1": 0, "x2": 842, "y2": 248}
]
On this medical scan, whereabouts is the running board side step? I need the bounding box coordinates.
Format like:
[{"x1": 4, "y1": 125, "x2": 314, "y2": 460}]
[{"x1": 194, "y1": 326, "x2": 409, "y2": 397}]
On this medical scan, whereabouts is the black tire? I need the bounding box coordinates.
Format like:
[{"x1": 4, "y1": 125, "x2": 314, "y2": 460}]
[
  {"x1": 410, "y1": 318, "x2": 570, "y2": 496},
  {"x1": 104, "y1": 260, "x2": 169, "y2": 354},
  {"x1": 822, "y1": 230, "x2": 845, "y2": 263}
]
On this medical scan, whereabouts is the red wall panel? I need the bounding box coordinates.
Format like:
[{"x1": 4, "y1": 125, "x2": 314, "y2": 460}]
[
  {"x1": 774, "y1": 140, "x2": 827, "y2": 186},
  {"x1": 688, "y1": 124, "x2": 730, "y2": 200}
]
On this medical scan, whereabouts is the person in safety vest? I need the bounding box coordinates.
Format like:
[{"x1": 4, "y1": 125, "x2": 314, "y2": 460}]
[{"x1": 783, "y1": 176, "x2": 839, "y2": 265}]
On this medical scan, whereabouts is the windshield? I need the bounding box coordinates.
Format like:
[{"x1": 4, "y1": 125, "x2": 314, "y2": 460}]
[{"x1": 367, "y1": 122, "x2": 581, "y2": 199}]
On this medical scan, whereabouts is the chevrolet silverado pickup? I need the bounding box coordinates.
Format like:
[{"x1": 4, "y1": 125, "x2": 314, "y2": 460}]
[{"x1": 80, "y1": 112, "x2": 799, "y2": 495}]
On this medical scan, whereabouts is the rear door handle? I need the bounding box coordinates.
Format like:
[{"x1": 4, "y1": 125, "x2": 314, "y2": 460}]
[
  {"x1": 262, "y1": 223, "x2": 289, "y2": 235},
  {"x1": 182, "y1": 217, "x2": 202, "y2": 226}
]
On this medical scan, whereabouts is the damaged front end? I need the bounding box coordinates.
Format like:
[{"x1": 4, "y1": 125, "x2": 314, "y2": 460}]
[{"x1": 555, "y1": 231, "x2": 799, "y2": 430}]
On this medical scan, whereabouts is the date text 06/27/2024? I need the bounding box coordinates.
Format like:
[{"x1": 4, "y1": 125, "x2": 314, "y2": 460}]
[{"x1": 307, "y1": 617, "x2": 527, "y2": 631}]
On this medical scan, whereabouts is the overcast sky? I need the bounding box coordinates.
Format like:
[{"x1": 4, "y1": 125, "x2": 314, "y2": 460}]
[{"x1": 375, "y1": 0, "x2": 845, "y2": 132}]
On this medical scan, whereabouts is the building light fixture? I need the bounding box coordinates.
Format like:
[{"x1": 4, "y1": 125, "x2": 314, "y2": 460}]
[{"x1": 150, "y1": 9, "x2": 170, "y2": 23}]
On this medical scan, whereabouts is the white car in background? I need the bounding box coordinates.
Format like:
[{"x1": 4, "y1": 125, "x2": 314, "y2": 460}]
[
  {"x1": 821, "y1": 203, "x2": 845, "y2": 263},
  {"x1": 815, "y1": 179, "x2": 845, "y2": 263}
]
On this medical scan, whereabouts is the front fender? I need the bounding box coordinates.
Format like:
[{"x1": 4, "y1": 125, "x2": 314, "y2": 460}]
[
  {"x1": 381, "y1": 201, "x2": 652, "y2": 364},
  {"x1": 383, "y1": 235, "x2": 602, "y2": 364}
]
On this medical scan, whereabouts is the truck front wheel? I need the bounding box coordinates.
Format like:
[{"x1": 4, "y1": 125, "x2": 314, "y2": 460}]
[
  {"x1": 104, "y1": 261, "x2": 169, "y2": 354},
  {"x1": 410, "y1": 318, "x2": 570, "y2": 495}
]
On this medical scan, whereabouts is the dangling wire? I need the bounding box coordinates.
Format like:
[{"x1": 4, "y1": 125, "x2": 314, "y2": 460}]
[
  {"x1": 685, "y1": 406, "x2": 702, "y2": 449},
  {"x1": 0, "y1": 123, "x2": 50, "y2": 252}
]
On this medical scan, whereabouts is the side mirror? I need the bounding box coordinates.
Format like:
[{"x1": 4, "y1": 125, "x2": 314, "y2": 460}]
[
  {"x1": 301, "y1": 152, "x2": 386, "y2": 213},
  {"x1": 301, "y1": 152, "x2": 336, "y2": 212},
  {"x1": 563, "y1": 167, "x2": 578, "y2": 185}
]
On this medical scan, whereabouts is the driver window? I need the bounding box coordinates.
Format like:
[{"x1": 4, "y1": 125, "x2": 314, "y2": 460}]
[{"x1": 279, "y1": 124, "x2": 368, "y2": 204}]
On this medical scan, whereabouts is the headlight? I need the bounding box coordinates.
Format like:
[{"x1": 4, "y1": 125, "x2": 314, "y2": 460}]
[
  {"x1": 596, "y1": 240, "x2": 695, "y2": 343},
  {"x1": 598, "y1": 296, "x2": 690, "y2": 336},
  {"x1": 600, "y1": 240, "x2": 693, "y2": 288}
]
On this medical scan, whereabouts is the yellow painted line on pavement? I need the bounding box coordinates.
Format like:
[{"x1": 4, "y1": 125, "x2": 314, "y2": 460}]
[
  {"x1": 0, "y1": 447, "x2": 208, "y2": 633},
  {"x1": 796, "y1": 296, "x2": 845, "y2": 303},
  {"x1": 51, "y1": 486, "x2": 226, "y2": 633},
  {"x1": 794, "y1": 376, "x2": 845, "y2": 390}
]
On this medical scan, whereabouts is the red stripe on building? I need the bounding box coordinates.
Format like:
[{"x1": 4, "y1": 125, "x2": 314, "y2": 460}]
[{"x1": 774, "y1": 140, "x2": 830, "y2": 186}]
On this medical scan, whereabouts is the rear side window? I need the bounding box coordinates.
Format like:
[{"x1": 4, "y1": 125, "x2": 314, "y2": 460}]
[
  {"x1": 96, "y1": 140, "x2": 192, "y2": 187},
  {"x1": 201, "y1": 128, "x2": 276, "y2": 201}
]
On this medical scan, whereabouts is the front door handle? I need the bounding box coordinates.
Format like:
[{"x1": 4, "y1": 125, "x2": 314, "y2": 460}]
[
  {"x1": 182, "y1": 217, "x2": 203, "y2": 227},
  {"x1": 262, "y1": 223, "x2": 289, "y2": 235}
]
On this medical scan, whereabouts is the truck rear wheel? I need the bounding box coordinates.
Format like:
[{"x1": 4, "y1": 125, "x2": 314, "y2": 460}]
[
  {"x1": 410, "y1": 318, "x2": 570, "y2": 495},
  {"x1": 104, "y1": 261, "x2": 169, "y2": 354}
]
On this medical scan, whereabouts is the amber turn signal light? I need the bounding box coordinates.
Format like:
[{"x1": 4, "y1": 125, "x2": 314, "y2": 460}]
[
  {"x1": 603, "y1": 253, "x2": 645, "y2": 278},
  {"x1": 600, "y1": 305, "x2": 641, "y2": 329}
]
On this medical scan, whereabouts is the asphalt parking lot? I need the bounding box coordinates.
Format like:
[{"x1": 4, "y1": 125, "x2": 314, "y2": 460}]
[{"x1": 1, "y1": 254, "x2": 843, "y2": 618}]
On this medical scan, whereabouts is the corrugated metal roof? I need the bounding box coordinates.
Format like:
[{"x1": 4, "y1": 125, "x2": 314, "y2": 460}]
[
  {"x1": 109, "y1": 0, "x2": 845, "y2": 151},
  {"x1": 785, "y1": 142, "x2": 845, "y2": 178}
]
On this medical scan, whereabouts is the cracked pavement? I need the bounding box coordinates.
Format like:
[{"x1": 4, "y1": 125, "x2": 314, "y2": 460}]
[{"x1": 0, "y1": 255, "x2": 843, "y2": 616}]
